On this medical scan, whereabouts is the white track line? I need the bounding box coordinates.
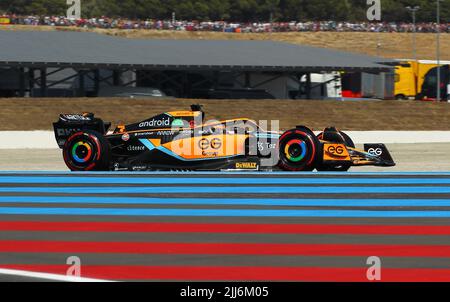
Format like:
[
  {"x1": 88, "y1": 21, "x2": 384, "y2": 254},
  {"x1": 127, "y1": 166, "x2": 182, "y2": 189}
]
[
  {"x1": 3, "y1": 131, "x2": 450, "y2": 149},
  {"x1": 0, "y1": 268, "x2": 115, "y2": 282}
]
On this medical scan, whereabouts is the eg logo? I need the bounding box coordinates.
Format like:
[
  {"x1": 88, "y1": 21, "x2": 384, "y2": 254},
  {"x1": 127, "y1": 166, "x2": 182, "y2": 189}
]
[
  {"x1": 327, "y1": 145, "x2": 345, "y2": 156},
  {"x1": 199, "y1": 138, "x2": 222, "y2": 150},
  {"x1": 368, "y1": 148, "x2": 383, "y2": 156}
]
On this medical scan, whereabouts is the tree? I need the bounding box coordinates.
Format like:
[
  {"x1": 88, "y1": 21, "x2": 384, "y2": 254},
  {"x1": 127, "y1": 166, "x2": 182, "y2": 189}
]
[
  {"x1": 208, "y1": 0, "x2": 230, "y2": 20},
  {"x1": 230, "y1": 0, "x2": 259, "y2": 21}
]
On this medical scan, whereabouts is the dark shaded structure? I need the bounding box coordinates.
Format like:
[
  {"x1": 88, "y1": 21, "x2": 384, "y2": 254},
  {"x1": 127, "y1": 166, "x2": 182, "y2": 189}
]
[{"x1": 0, "y1": 31, "x2": 395, "y2": 98}]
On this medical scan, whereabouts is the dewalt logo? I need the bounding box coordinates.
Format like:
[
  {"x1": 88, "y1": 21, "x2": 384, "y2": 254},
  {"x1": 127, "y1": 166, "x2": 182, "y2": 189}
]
[{"x1": 236, "y1": 162, "x2": 258, "y2": 169}]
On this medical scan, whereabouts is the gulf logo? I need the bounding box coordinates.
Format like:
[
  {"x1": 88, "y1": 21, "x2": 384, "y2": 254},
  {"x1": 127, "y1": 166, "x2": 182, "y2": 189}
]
[{"x1": 122, "y1": 133, "x2": 130, "y2": 142}]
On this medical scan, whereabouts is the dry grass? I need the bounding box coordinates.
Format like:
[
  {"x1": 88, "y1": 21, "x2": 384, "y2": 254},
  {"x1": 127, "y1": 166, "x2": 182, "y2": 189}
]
[
  {"x1": 2, "y1": 98, "x2": 450, "y2": 131},
  {"x1": 1, "y1": 25, "x2": 449, "y2": 60}
]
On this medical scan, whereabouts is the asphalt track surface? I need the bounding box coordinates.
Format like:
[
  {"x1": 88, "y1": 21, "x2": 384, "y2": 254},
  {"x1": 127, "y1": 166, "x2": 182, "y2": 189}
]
[
  {"x1": 2, "y1": 143, "x2": 450, "y2": 172},
  {"x1": 0, "y1": 172, "x2": 450, "y2": 282}
]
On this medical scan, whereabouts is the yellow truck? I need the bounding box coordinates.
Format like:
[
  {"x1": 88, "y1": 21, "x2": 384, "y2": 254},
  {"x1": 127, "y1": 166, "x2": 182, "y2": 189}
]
[{"x1": 394, "y1": 60, "x2": 450, "y2": 100}]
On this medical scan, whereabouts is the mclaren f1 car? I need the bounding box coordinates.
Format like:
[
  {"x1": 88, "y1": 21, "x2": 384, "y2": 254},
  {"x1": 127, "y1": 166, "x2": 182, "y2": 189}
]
[{"x1": 53, "y1": 105, "x2": 395, "y2": 172}]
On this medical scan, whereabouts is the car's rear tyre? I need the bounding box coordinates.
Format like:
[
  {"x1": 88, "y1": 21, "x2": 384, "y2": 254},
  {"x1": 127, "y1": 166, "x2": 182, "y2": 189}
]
[
  {"x1": 63, "y1": 130, "x2": 111, "y2": 171},
  {"x1": 278, "y1": 126, "x2": 319, "y2": 172},
  {"x1": 317, "y1": 130, "x2": 354, "y2": 172}
]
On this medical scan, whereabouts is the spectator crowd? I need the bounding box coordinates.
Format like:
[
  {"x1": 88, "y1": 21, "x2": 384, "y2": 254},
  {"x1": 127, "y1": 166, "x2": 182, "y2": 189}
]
[{"x1": 1, "y1": 15, "x2": 449, "y2": 33}]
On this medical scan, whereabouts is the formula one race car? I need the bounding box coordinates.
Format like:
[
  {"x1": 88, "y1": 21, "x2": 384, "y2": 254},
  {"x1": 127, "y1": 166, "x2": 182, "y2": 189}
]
[{"x1": 53, "y1": 105, "x2": 395, "y2": 172}]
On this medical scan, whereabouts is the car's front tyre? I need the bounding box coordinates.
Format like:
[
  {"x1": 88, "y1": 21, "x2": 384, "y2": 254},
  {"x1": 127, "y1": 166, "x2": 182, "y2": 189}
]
[{"x1": 278, "y1": 126, "x2": 319, "y2": 172}]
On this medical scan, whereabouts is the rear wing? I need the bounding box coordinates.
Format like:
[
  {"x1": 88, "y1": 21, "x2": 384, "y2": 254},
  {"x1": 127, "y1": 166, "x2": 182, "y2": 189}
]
[{"x1": 53, "y1": 113, "x2": 111, "y2": 148}]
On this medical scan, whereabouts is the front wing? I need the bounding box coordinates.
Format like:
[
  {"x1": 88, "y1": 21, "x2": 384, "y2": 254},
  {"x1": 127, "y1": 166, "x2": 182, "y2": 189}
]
[{"x1": 322, "y1": 143, "x2": 396, "y2": 168}]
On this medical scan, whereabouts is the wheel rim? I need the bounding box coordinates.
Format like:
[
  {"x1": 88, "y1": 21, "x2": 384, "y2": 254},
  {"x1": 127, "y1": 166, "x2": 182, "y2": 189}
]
[
  {"x1": 71, "y1": 141, "x2": 94, "y2": 163},
  {"x1": 284, "y1": 139, "x2": 307, "y2": 163},
  {"x1": 64, "y1": 133, "x2": 101, "y2": 171}
]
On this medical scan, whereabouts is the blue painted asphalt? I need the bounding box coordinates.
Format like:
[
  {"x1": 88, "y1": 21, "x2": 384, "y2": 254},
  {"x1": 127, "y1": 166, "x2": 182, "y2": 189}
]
[
  {"x1": 2, "y1": 176, "x2": 450, "y2": 185},
  {"x1": 1, "y1": 172, "x2": 450, "y2": 218},
  {"x1": 0, "y1": 207, "x2": 449, "y2": 218},
  {"x1": 0, "y1": 186, "x2": 448, "y2": 194},
  {"x1": 4, "y1": 171, "x2": 450, "y2": 176},
  {"x1": 1, "y1": 196, "x2": 450, "y2": 207}
]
